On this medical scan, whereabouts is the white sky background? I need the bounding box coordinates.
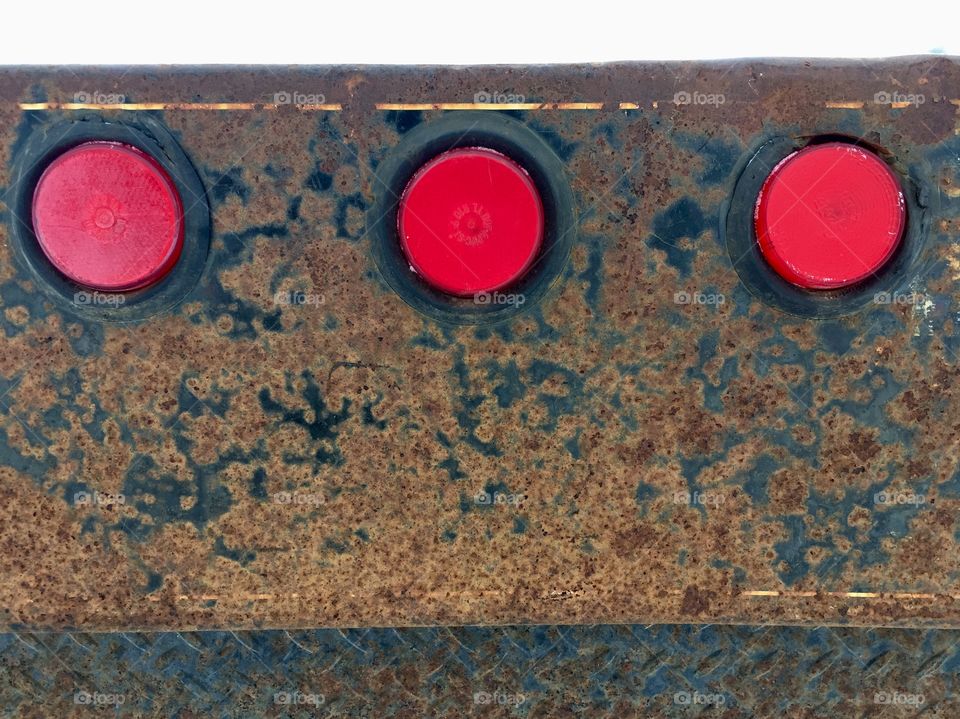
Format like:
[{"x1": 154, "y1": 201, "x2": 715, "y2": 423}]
[{"x1": 2, "y1": 0, "x2": 957, "y2": 64}]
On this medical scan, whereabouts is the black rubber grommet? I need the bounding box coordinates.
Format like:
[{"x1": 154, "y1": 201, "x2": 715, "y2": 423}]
[
  {"x1": 721, "y1": 134, "x2": 934, "y2": 318},
  {"x1": 369, "y1": 112, "x2": 577, "y2": 325},
  {"x1": 5, "y1": 114, "x2": 210, "y2": 323}
]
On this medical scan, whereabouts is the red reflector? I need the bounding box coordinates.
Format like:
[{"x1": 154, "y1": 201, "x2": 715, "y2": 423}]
[
  {"x1": 398, "y1": 147, "x2": 544, "y2": 296},
  {"x1": 754, "y1": 142, "x2": 905, "y2": 290},
  {"x1": 32, "y1": 141, "x2": 184, "y2": 292}
]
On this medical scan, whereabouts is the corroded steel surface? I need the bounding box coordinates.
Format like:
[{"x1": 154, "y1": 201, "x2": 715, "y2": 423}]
[
  {"x1": 2, "y1": 625, "x2": 959, "y2": 717},
  {"x1": 0, "y1": 60, "x2": 957, "y2": 629}
]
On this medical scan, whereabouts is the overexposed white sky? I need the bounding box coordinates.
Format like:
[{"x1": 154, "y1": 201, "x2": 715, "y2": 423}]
[{"x1": 4, "y1": 0, "x2": 956, "y2": 64}]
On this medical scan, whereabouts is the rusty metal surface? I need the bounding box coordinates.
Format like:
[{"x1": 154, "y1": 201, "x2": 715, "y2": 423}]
[
  {"x1": 2, "y1": 625, "x2": 959, "y2": 717},
  {"x1": 0, "y1": 60, "x2": 957, "y2": 630}
]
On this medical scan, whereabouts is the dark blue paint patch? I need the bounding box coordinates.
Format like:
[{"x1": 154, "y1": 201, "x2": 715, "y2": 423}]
[
  {"x1": 738, "y1": 454, "x2": 780, "y2": 506},
  {"x1": 817, "y1": 321, "x2": 858, "y2": 355},
  {"x1": 526, "y1": 359, "x2": 585, "y2": 432},
  {"x1": 820, "y1": 366, "x2": 909, "y2": 445},
  {"x1": 773, "y1": 515, "x2": 810, "y2": 585},
  {"x1": 590, "y1": 120, "x2": 624, "y2": 151},
  {"x1": 769, "y1": 473, "x2": 932, "y2": 585},
  {"x1": 144, "y1": 571, "x2": 163, "y2": 593},
  {"x1": 451, "y1": 350, "x2": 503, "y2": 457},
  {"x1": 577, "y1": 234, "x2": 606, "y2": 314},
  {"x1": 250, "y1": 468, "x2": 268, "y2": 500},
  {"x1": 305, "y1": 168, "x2": 333, "y2": 193},
  {"x1": 473, "y1": 322, "x2": 515, "y2": 344},
  {"x1": 119, "y1": 454, "x2": 232, "y2": 539},
  {"x1": 64, "y1": 320, "x2": 106, "y2": 358},
  {"x1": 286, "y1": 195, "x2": 302, "y2": 221},
  {"x1": 324, "y1": 536, "x2": 349, "y2": 554},
  {"x1": 361, "y1": 395, "x2": 388, "y2": 430},
  {"x1": 438, "y1": 454, "x2": 466, "y2": 482},
  {"x1": 206, "y1": 167, "x2": 250, "y2": 205},
  {"x1": 171, "y1": 373, "x2": 232, "y2": 423},
  {"x1": 334, "y1": 194, "x2": 368, "y2": 240},
  {"x1": 526, "y1": 118, "x2": 578, "y2": 162},
  {"x1": 0, "y1": 426, "x2": 55, "y2": 479},
  {"x1": 483, "y1": 480, "x2": 512, "y2": 501},
  {"x1": 635, "y1": 482, "x2": 658, "y2": 503},
  {"x1": 679, "y1": 452, "x2": 729, "y2": 520},
  {"x1": 677, "y1": 134, "x2": 741, "y2": 185},
  {"x1": 258, "y1": 371, "x2": 351, "y2": 469},
  {"x1": 646, "y1": 198, "x2": 707, "y2": 278},
  {"x1": 0, "y1": 279, "x2": 57, "y2": 337},
  {"x1": 214, "y1": 536, "x2": 256, "y2": 566},
  {"x1": 483, "y1": 359, "x2": 526, "y2": 409},
  {"x1": 79, "y1": 515, "x2": 98, "y2": 535},
  {"x1": 685, "y1": 329, "x2": 739, "y2": 413},
  {"x1": 220, "y1": 223, "x2": 289, "y2": 263},
  {"x1": 384, "y1": 110, "x2": 423, "y2": 134}
]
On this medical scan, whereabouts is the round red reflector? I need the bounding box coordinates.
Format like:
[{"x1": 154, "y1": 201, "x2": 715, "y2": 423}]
[
  {"x1": 32, "y1": 141, "x2": 184, "y2": 292},
  {"x1": 398, "y1": 147, "x2": 544, "y2": 296},
  {"x1": 754, "y1": 142, "x2": 905, "y2": 290}
]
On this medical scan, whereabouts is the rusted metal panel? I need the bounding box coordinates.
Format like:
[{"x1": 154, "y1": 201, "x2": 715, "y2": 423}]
[{"x1": 0, "y1": 60, "x2": 956, "y2": 630}]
